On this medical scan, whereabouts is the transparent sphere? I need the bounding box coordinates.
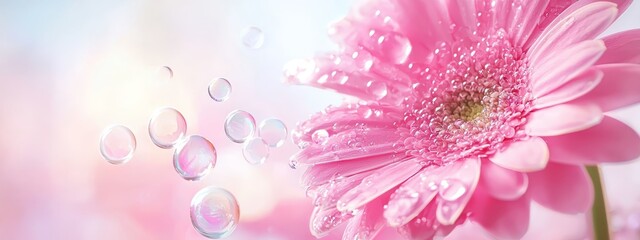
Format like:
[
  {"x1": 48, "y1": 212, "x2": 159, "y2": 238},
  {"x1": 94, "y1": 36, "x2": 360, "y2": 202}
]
[
  {"x1": 242, "y1": 137, "x2": 270, "y2": 165},
  {"x1": 190, "y1": 187, "x2": 240, "y2": 239},
  {"x1": 148, "y1": 107, "x2": 187, "y2": 149},
  {"x1": 224, "y1": 110, "x2": 256, "y2": 143},
  {"x1": 99, "y1": 125, "x2": 136, "y2": 164},
  {"x1": 173, "y1": 135, "x2": 216, "y2": 181},
  {"x1": 258, "y1": 118, "x2": 287, "y2": 148},
  {"x1": 208, "y1": 78, "x2": 232, "y2": 102},
  {"x1": 242, "y1": 26, "x2": 264, "y2": 49}
]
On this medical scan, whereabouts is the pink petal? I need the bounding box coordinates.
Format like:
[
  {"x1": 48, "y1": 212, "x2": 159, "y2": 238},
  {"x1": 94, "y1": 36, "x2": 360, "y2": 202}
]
[
  {"x1": 467, "y1": 189, "x2": 531, "y2": 239},
  {"x1": 291, "y1": 128, "x2": 400, "y2": 165},
  {"x1": 337, "y1": 160, "x2": 422, "y2": 212},
  {"x1": 525, "y1": 102, "x2": 603, "y2": 136},
  {"x1": 509, "y1": 0, "x2": 551, "y2": 47},
  {"x1": 309, "y1": 206, "x2": 352, "y2": 238},
  {"x1": 598, "y1": 29, "x2": 640, "y2": 65},
  {"x1": 383, "y1": 166, "x2": 440, "y2": 227},
  {"x1": 480, "y1": 161, "x2": 528, "y2": 201},
  {"x1": 544, "y1": 116, "x2": 640, "y2": 164},
  {"x1": 533, "y1": 68, "x2": 603, "y2": 109},
  {"x1": 527, "y1": 2, "x2": 616, "y2": 66},
  {"x1": 527, "y1": 162, "x2": 593, "y2": 213},
  {"x1": 531, "y1": 40, "x2": 605, "y2": 96},
  {"x1": 308, "y1": 172, "x2": 369, "y2": 209},
  {"x1": 489, "y1": 137, "x2": 550, "y2": 172},
  {"x1": 301, "y1": 153, "x2": 407, "y2": 188},
  {"x1": 343, "y1": 192, "x2": 391, "y2": 240},
  {"x1": 436, "y1": 158, "x2": 481, "y2": 225},
  {"x1": 576, "y1": 63, "x2": 640, "y2": 112},
  {"x1": 397, "y1": 202, "x2": 461, "y2": 239},
  {"x1": 446, "y1": 0, "x2": 478, "y2": 38}
]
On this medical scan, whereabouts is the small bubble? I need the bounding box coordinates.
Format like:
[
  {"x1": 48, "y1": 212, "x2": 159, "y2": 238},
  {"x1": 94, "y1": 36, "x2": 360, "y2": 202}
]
[
  {"x1": 148, "y1": 107, "x2": 187, "y2": 149},
  {"x1": 99, "y1": 125, "x2": 136, "y2": 164},
  {"x1": 155, "y1": 66, "x2": 173, "y2": 83},
  {"x1": 367, "y1": 80, "x2": 388, "y2": 100},
  {"x1": 288, "y1": 159, "x2": 298, "y2": 169},
  {"x1": 242, "y1": 26, "x2": 264, "y2": 49},
  {"x1": 258, "y1": 118, "x2": 288, "y2": 148},
  {"x1": 208, "y1": 78, "x2": 232, "y2": 102},
  {"x1": 242, "y1": 137, "x2": 270, "y2": 165},
  {"x1": 224, "y1": 110, "x2": 256, "y2": 143},
  {"x1": 173, "y1": 135, "x2": 216, "y2": 181},
  {"x1": 190, "y1": 187, "x2": 240, "y2": 239},
  {"x1": 311, "y1": 129, "x2": 329, "y2": 145}
]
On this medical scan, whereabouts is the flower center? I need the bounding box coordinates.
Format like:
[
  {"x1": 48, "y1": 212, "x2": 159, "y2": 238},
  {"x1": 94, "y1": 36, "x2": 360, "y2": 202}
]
[{"x1": 398, "y1": 30, "x2": 533, "y2": 166}]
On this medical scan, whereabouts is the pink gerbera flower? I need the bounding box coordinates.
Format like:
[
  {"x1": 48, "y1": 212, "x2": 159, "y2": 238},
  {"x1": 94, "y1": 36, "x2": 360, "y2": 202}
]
[{"x1": 285, "y1": 0, "x2": 640, "y2": 239}]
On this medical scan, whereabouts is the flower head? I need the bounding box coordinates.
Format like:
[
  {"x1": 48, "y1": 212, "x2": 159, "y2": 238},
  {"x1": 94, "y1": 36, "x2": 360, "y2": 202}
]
[{"x1": 286, "y1": 0, "x2": 640, "y2": 239}]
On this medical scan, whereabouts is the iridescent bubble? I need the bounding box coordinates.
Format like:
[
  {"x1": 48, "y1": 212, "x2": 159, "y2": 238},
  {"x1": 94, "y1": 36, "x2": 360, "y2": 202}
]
[
  {"x1": 258, "y1": 118, "x2": 288, "y2": 147},
  {"x1": 148, "y1": 107, "x2": 187, "y2": 149},
  {"x1": 224, "y1": 110, "x2": 256, "y2": 143},
  {"x1": 242, "y1": 26, "x2": 264, "y2": 49},
  {"x1": 208, "y1": 78, "x2": 232, "y2": 102},
  {"x1": 99, "y1": 125, "x2": 136, "y2": 164},
  {"x1": 173, "y1": 135, "x2": 216, "y2": 181},
  {"x1": 242, "y1": 138, "x2": 270, "y2": 165},
  {"x1": 190, "y1": 187, "x2": 240, "y2": 239}
]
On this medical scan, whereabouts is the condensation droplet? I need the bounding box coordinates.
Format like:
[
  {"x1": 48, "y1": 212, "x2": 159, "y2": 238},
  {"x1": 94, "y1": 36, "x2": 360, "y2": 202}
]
[
  {"x1": 148, "y1": 107, "x2": 187, "y2": 149},
  {"x1": 100, "y1": 125, "x2": 136, "y2": 164},
  {"x1": 208, "y1": 78, "x2": 232, "y2": 102},
  {"x1": 367, "y1": 80, "x2": 388, "y2": 100},
  {"x1": 242, "y1": 26, "x2": 264, "y2": 49},
  {"x1": 190, "y1": 187, "x2": 240, "y2": 239},
  {"x1": 242, "y1": 137, "x2": 270, "y2": 165},
  {"x1": 258, "y1": 118, "x2": 288, "y2": 148},
  {"x1": 224, "y1": 110, "x2": 256, "y2": 143},
  {"x1": 311, "y1": 129, "x2": 329, "y2": 145},
  {"x1": 173, "y1": 135, "x2": 216, "y2": 181},
  {"x1": 438, "y1": 179, "x2": 467, "y2": 201}
]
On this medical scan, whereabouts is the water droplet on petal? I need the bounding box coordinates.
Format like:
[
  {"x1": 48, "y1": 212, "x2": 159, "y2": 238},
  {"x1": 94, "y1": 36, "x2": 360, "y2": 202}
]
[
  {"x1": 259, "y1": 118, "x2": 288, "y2": 147},
  {"x1": 224, "y1": 110, "x2": 256, "y2": 143},
  {"x1": 149, "y1": 107, "x2": 187, "y2": 149},
  {"x1": 100, "y1": 125, "x2": 136, "y2": 164},
  {"x1": 242, "y1": 137, "x2": 270, "y2": 165},
  {"x1": 367, "y1": 80, "x2": 388, "y2": 100},
  {"x1": 288, "y1": 159, "x2": 298, "y2": 169},
  {"x1": 190, "y1": 187, "x2": 239, "y2": 239},
  {"x1": 242, "y1": 26, "x2": 264, "y2": 49},
  {"x1": 380, "y1": 33, "x2": 412, "y2": 64},
  {"x1": 208, "y1": 78, "x2": 232, "y2": 102},
  {"x1": 438, "y1": 179, "x2": 467, "y2": 201},
  {"x1": 311, "y1": 129, "x2": 330, "y2": 145},
  {"x1": 173, "y1": 135, "x2": 216, "y2": 181}
]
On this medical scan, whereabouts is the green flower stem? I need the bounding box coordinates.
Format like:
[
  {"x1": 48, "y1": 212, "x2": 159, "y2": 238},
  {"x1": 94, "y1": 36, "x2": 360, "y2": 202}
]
[{"x1": 586, "y1": 165, "x2": 610, "y2": 240}]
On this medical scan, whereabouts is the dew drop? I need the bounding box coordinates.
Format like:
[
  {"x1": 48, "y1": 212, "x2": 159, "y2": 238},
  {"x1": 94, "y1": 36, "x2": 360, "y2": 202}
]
[
  {"x1": 208, "y1": 78, "x2": 232, "y2": 102},
  {"x1": 190, "y1": 187, "x2": 240, "y2": 239},
  {"x1": 173, "y1": 135, "x2": 216, "y2": 181},
  {"x1": 438, "y1": 179, "x2": 467, "y2": 201},
  {"x1": 99, "y1": 125, "x2": 136, "y2": 164},
  {"x1": 242, "y1": 137, "x2": 270, "y2": 165},
  {"x1": 148, "y1": 107, "x2": 187, "y2": 149},
  {"x1": 258, "y1": 118, "x2": 288, "y2": 148},
  {"x1": 367, "y1": 80, "x2": 388, "y2": 100},
  {"x1": 242, "y1": 26, "x2": 264, "y2": 49},
  {"x1": 311, "y1": 129, "x2": 330, "y2": 145},
  {"x1": 380, "y1": 33, "x2": 412, "y2": 64},
  {"x1": 224, "y1": 110, "x2": 256, "y2": 143}
]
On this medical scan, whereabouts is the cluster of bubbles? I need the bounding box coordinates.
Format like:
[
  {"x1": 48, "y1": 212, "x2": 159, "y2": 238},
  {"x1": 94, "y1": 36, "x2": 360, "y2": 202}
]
[{"x1": 98, "y1": 31, "x2": 284, "y2": 239}]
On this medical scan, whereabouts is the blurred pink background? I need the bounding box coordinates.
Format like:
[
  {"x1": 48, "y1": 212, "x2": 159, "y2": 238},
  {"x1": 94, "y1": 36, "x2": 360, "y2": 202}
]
[{"x1": 1, "y1": 1, "x2": 639, "y2": 239}]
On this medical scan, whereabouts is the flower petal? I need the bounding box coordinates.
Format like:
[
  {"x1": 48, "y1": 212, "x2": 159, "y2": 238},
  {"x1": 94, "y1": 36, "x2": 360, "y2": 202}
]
[
  {"x1": 384, "y1": 166, "x2": 442, "y2": 227},
  {"x1": 527, "y1": 2, "x2": 616, "y2": 66},
  {"x1": 343, "y1": 192, "x2": 391, "y2": 240},
  {"x1": 509, "y1": 0, "x2": 551, "y2": 47},
  {"x1": 301, "y1": 153, "x2": 406, "y2": 188},
  {"x1": 525, "y1": 102, "x2": 603, "y2": 136},
  {"x1": 489, "y1": 137, "x2": 549, "y2": 172},
  {"x1": 527, "y1": 162, "x2": 593, "y2": 213},
  {"x1": 480, "y1": 161, "x2": 528, "y2": 201},
  {"x1": 307, "y1": 172, "x2": 369, "y2": 209},
  {"x1": 467, "y1": 189, "x2": 531, "y2": 239},
  {"x1": 531, "y1": 40, "x2": 605, "y2": 96},
  {"x1": 397, "y1": 202, "x2": 460, "y2": 239},
  {"x1": 309, "y1": 206, "x2": 352, "y2": 238},
  {"x1": 598, "y1": 29, "x2": 640, "y2": 65},
  {"x1": 436, "y1": 158, "x2": 481, "y2": 225},
  {"x1": 544, "y1": 116, "x2": 640, "y2": 164},
  {"x1": 532, "y1": 68, "x2": 603, "y2": 109},
  {"x1": 576, "y1": 63, "x2": 640, "y2": 112},
  {"x1": 337, "y1": 160, "x2": 422, "y2": 212}
]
